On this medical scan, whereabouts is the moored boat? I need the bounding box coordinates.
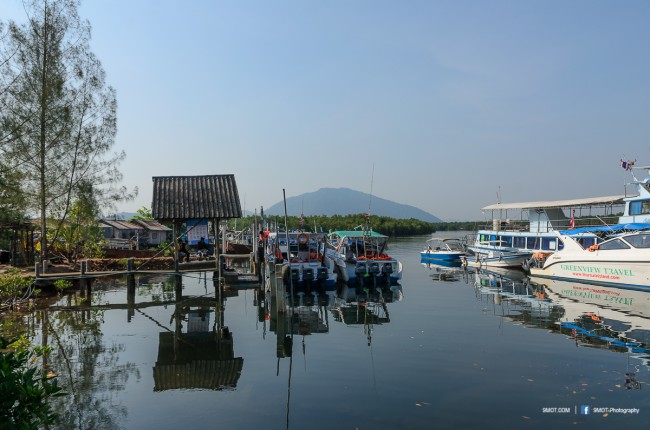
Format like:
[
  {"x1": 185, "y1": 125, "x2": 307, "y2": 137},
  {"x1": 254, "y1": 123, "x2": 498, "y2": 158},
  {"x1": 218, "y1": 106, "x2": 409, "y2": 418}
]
[
  {"x1": 420, "y1": 237, "x2": 466, "y2": 262},
  {"x1": 529, "y1": 229, "x2": 650, "y2": 289},
  {"x1": 326, "y1": 229, "x2": 402, "y2": 286},
  {"x1": 264, "y1": 231, "x2": 338, "y2": 290}
]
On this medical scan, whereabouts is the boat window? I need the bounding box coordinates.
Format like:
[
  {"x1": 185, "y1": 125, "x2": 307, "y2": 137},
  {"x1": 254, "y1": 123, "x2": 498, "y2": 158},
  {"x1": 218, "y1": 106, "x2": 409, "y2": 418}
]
[
  {"x1": 577, "y1": 237, "x2": 597, "y2": 249},
  {"x1": 541, "y1": 238, "x2": 557, "y2": 251},
  {"x1": 513, "y1": 236, "x2": 526, "y2": 249},
  {"x1": 629, "y1": 200, "x2": 650, "y2": 215},
  {"x1": 526, "y1": 237, "x2": 541, "y2": 250},
  {"x1": 500, "y1": 236, "x2": 513, "y2": 247},
  {"x1": 598, "y1": 238, "x2": 630, "y2": 250},
  {"x1": 622, "y1": 233, "x2": 650, "y2": 248}
]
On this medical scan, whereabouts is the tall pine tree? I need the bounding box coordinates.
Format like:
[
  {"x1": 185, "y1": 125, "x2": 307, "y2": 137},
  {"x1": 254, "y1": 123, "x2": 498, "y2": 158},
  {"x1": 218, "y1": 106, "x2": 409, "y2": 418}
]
[{"x1": 0, "y1": 0, "x2": 133, "y2": 259}]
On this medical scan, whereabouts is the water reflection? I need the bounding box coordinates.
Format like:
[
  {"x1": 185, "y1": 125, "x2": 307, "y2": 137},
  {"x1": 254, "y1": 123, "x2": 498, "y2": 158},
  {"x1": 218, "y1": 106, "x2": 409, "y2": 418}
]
[
  {"x1": 260, "y1": 272, "x2": 403, "y2": 357},
  {"x1": 420, "y1": 258, "x2": 465, "y2": 282},
  {"x1": 467, "y1": 267, "x2": 650, "y2": 369}
]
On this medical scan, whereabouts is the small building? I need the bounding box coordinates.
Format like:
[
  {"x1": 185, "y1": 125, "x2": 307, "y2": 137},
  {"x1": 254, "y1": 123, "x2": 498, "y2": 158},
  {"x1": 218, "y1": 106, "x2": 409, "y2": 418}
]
[
  {"x1": 100, "y1": 219, "x2": 145, "y2": 240},
  {"x1": 132, "y1": 219, "x2": 172, "y2": 246}
]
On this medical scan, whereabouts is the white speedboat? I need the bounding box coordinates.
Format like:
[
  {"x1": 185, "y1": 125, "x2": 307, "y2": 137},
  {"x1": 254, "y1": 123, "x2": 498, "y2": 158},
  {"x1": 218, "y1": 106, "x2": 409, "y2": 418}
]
[
  {"x1": 264, "y1": 231, "x2": 338, "y2": 290},
  {"x1": 326, "y1": 229, "x2": 402, "y2": 286},
  {"x1": 529, "y1": 230, "x2": 650, "y2": 289}
]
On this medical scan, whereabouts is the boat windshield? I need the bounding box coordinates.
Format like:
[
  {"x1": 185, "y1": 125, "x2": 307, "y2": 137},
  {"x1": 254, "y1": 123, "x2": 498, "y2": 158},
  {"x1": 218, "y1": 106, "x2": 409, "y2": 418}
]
[{"x1": 622, "y1": 233, "x2": 650, "y2": 249}]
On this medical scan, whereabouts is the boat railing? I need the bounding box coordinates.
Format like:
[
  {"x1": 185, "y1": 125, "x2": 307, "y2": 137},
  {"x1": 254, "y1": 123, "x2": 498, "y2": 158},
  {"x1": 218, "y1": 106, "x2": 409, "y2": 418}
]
[{"x1": 475, "y1": 214, "x2": 620, "y2": 233}]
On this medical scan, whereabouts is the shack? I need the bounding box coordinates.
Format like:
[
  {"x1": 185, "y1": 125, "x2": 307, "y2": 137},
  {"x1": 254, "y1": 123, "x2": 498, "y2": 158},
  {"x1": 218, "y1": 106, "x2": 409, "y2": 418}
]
[{"x1": 151, "y1": 174, "x2": 242, "y2": 272}]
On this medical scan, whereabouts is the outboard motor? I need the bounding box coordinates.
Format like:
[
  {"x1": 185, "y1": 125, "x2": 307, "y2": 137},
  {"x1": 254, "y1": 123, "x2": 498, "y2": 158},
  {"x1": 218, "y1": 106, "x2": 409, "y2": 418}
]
[
  {"x1": 316, "y1": 267, "x2": 328, "y2": 280},
  {"x1": 355, "y1": 263, "x2": 367, "y2": 276},
  {"x1": 290, "y1": 268, "x2": 300, "y2": 283},
  {"x1": 355, "y1": 263, "x2": 367, "y2": 287},
  {"x1": 381, "y1": 263, "x2": 393, "y2": 275},
  {"x1": 368, "y1": 262, "x2": 380, "y2": 275},
  {"x1": 302, "y1": 267, "x2": 314, "y2": 281}
]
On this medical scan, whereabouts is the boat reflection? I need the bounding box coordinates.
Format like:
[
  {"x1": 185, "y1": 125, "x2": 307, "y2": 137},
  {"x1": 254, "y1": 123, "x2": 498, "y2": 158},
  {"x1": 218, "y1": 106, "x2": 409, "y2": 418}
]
[
  {"x1": 259, "y1": 276, "x2": 403, "y2": 356},
  {"x1": 529, "y1": 276, "x2": 650, "y2": 366},
  {"x1": 420, "y1": 258, "x2": 464, "y2": 282},
  {"x1": 468, "y1": 267, "x2": 650, "y2": 368}
]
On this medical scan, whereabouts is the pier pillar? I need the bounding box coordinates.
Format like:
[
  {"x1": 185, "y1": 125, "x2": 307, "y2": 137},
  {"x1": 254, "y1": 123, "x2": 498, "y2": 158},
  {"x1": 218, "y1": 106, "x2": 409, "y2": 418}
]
[
  {"x1": 34, "y1": 262, "x2": 41, "y2": 278},
  {"x1": 174, "y1": 274, "x2": 182, "y2": 300},
  {"x1": 127, "y1": 275, "x2": 136, "y2": 322},
  {"x1": 83, "y1": 277, "x2": 93, "y2": 297},
  {"x1": 274, "y1": 263, "x2": 286, "y2": 313}
]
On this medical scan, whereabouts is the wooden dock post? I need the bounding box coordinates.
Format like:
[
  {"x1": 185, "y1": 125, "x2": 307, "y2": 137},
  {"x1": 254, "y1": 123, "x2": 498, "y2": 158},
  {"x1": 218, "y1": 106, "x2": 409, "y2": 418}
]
[{"x1": 274, "y1": 263, "x2": 286, "y2": 312}]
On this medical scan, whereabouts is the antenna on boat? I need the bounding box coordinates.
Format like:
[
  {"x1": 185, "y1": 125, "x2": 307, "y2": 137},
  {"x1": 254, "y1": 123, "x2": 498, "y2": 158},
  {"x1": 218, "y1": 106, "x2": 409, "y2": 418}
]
[{"x1": 368, "y1": 163, "x2": 375, "y2": 217}]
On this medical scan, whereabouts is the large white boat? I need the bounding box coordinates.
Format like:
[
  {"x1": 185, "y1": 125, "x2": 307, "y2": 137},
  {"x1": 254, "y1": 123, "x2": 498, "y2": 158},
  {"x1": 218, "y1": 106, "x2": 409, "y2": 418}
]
[
  {"x1": 529, "y1": 229, "x2": 650, "y2": 289},
  {"x1": 325, "y1": 229, "x2": 402, "y2": 286},
  {"x1": 465, "y1": 163, "x2": 650, "y2": 269}
]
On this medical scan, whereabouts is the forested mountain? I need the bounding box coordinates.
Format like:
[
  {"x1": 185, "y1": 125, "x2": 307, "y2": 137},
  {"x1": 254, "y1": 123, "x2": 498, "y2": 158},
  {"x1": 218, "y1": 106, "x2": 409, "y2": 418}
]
[{"x1": 264, "y1": 188, "x2": 442, "y2": 222}]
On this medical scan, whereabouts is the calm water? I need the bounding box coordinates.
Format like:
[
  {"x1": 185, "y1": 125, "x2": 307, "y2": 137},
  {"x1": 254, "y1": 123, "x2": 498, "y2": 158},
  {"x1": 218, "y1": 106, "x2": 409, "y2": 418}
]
[{"x1": 4, "y1": 233, "x2": 650, "y2": 429}]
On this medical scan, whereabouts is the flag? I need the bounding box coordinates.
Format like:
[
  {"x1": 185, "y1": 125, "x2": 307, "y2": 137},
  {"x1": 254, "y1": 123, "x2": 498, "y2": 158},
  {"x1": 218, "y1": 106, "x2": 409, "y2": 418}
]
[
  {"x1": 570, "y1": 209, "x2": 575, "y2": 229},
  {"x1": 620, "y1": 159, "x2": 636, "y2": 171},
  {"x1": 299, "y1": 212, "x2": 305, "y2": 227}
]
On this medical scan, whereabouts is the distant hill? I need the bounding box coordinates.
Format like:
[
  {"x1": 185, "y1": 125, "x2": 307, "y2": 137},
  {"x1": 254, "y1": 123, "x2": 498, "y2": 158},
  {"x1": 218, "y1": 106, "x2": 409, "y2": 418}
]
[{"x1": 264, "y1": 188, "x2": 442, "y2": 222}]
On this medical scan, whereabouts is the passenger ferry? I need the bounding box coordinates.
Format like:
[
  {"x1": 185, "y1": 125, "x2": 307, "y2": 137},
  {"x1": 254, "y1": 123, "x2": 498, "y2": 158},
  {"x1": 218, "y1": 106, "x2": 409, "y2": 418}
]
[{"x1": 468, "y1": 163, "x2": 650, "y2": 272}]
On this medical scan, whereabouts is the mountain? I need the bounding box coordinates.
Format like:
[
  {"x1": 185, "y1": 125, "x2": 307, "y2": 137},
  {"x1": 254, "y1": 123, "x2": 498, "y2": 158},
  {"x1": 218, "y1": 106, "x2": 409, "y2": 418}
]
[{"x1": 263, "y1": 188, "x2": 442, "y2": 222}]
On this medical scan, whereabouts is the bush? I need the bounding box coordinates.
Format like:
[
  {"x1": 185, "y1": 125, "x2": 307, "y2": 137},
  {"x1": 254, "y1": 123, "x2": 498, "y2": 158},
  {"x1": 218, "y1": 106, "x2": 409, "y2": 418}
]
[
  {"x1": 0, "y1": 337, "x2": 64, "y2": 428},
  {"x1": 0, "y1": 269, "x2": 33, "y2": 302}
]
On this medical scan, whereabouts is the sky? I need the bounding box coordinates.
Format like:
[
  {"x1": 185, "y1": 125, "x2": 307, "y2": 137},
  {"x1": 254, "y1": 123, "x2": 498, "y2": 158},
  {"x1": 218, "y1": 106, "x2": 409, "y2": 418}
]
[{"x1": 2, "y1": 0, "x2": 650, "y2": 221}]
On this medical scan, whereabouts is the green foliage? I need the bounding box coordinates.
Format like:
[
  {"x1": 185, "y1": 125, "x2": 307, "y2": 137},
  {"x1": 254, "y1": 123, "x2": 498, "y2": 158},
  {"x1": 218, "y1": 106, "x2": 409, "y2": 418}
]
[
  {"x1": 231, "y1": 213, "x2": 441, "y2": 236},
  {"x1": 129, "y1": 206, "x2": 153, "y2": 221},
  {"x1": 231, "y1": 214, "x2": 486, "y2": 236},
  {"x1": 0, "y1": 337, "x2": 64, "y2": 429},
  {"x1": 0, "y1": 269, "x2": 33, "y2": 301},
  {"x1": 53, "y1": 279, "x2": 73, "y2": 292},
  {"x1": 0, "y1": 0, "x2": 134, "y2": 259},
  {"x1": 50, "y1": 182, "x2": 107, "y2": 264}
]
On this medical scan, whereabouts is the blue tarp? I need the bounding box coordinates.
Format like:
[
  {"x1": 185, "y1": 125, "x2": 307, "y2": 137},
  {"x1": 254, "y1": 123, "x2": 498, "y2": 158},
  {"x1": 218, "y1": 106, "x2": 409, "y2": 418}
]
[{"x1": 559, "y1": 223, "x2": 650, "y2": 236}]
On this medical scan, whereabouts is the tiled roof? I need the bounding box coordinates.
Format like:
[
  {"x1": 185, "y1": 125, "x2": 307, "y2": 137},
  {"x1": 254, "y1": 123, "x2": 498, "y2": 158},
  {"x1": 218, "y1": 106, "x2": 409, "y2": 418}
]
[{"x1": 151, "y1": 175, "x2": 242, "y2": 222}]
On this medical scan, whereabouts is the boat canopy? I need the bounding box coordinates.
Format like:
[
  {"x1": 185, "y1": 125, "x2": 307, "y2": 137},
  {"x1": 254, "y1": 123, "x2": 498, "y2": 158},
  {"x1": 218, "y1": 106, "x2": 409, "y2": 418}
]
[
  {"x1": 558, "y1": 223, "x2": 650, "y2": 236},
  {"x1": 329, "y1": 230, "x2": 387, "y2": 238},
  {"x1": 481, "y1": 195, "x2": 630, "y2": 211}
]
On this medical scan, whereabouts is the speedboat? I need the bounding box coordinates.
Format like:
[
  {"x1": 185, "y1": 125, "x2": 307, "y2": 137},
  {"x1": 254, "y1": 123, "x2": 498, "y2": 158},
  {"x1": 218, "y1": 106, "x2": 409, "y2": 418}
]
[
  {"x1": 420, "y1": 237, "x2": 466, "y2": 262},
  {"x1": 264, "y1": 231, "x2": 338, "y2": 290},
  {"x1": 326, "y1": 229, "x2": 402, "y2": 286},
  {"x1": 529, "y1": 229, "x2": 650, "y2": 289}
]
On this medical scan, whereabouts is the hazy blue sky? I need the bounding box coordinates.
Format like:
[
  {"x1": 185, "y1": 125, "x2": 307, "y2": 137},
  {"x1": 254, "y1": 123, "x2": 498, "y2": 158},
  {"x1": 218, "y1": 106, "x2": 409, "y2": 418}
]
[{"x1": 3, "y1": 0, "x2": 650, "y2": 221}]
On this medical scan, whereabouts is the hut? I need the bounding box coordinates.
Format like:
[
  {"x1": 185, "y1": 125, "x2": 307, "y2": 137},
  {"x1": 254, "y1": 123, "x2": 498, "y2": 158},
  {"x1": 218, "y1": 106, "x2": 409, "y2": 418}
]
[{"x1": 151, "y1": 174, "x2": 242, "y2": 270}]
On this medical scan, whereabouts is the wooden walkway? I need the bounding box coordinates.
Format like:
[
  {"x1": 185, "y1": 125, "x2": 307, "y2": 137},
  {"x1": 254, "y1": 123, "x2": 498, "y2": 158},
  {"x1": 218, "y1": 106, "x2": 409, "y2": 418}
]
[{"x1": 34, "y1": 253, "x2": 259, "y2": 285}]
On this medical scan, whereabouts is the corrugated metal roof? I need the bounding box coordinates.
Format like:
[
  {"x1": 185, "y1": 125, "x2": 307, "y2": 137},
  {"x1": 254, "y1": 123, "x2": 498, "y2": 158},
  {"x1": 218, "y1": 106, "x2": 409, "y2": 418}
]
[
  {"x1": 101, "y1": 219, "x2": 145, "y2": 230},
  {"x1": 151, "y1": 175, "x2": 242, "y2": 222},
  {"x1": 132, "y1": 219, "x2": 172, "y2": 231},
  {"x1": 481, "y1": 194, "x2": 630, "y2": 211}
]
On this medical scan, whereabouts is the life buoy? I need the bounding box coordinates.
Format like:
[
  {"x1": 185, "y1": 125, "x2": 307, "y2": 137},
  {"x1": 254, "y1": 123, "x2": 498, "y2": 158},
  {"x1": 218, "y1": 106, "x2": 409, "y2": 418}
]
[{"x1": 298, "y1": 233, "x2": 308, "y2": 245}]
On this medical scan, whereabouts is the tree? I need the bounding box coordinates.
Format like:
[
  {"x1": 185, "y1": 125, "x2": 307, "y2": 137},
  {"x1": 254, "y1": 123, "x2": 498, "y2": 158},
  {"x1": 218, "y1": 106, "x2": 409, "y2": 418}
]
[
  {"x1": 0, "y1": 0, "x2": 134, "y2": 260},
  {"x1": 129, "y1": 206, "x2": 153, "y2": 221},
  {"x1": 51, "y1": 180, "x2": 106, "y2": 264}
]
